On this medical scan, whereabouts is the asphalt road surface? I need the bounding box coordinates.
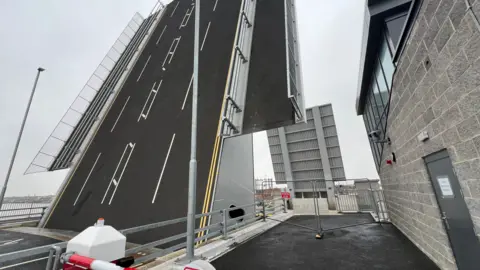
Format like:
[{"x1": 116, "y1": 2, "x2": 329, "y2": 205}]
[
  {"x1": 212, "y1": 215, "x2": 439, "y2": 270},
  {"x1": 45, "y1": 0, "x2": 242, "y2": 245}
]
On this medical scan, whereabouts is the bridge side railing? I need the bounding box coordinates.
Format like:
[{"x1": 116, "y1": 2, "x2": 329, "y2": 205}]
[
  {"x1": 0, "y1": 205, "x2": 48, "y2": 224},
  {"x1": 0, "y1": 198, "x2": 287, "y2": 268},
  {"x1": 220, "y1": 0, "x2": 256, "y2": 136}
]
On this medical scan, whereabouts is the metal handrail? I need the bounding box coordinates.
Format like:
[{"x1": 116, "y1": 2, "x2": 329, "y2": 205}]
[
  {"x1": 0, "y1": 206, "x2": 46, "y2": 212},
  {"x1": 0, "y1": 197, "x2": 286, "y2": 268}
]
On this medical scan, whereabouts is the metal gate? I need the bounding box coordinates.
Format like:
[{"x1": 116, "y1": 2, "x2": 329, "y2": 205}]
[{"x1": 334, "y1": 184, "x2": 389, "y2": 222}]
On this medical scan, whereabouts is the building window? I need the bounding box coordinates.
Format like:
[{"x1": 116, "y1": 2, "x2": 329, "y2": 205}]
[
  {"x1": 363, "y1": 34, "x2": 395, "y2": 168},
  {"x1": 385, "y1": 12, "x2": 408, "y2": 52}
]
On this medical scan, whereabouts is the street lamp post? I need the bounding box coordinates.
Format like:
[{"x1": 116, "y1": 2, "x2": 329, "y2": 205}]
[
  {"x1": 0, "y1": 67, "x2": 45, "y2": 209},
  {"x1": 186, "y1": 0, "x2": 200, "y2": 261}
]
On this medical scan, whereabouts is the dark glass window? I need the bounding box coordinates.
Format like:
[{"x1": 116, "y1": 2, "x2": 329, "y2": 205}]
[{"x1": 385, "y1": 12, "x2": 408, "y2": 50}]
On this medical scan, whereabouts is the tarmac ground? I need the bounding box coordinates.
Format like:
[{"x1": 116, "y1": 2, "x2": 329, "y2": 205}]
[{"x1": 212, "y1": 214, "x2": 439, "y2": 270}]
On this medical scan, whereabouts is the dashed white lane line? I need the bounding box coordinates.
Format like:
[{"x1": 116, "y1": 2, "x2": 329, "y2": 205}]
[
  {"x1": 213, "y1": 0, "x2": 219, "y2": 11},
  {"x1": 152, "y1": 133, "x2": 176, "y2": 203},
  {"x1": 182, "y1": 74, "x2": 194, "y2": 110},
  {"x1": 171, "y1": 1, "x2": 180, "y2": 17},
  {"x1": 137, "y1": 55, "x2": 151, "y2": 82},
  {"x1": 156, "y1": 25, "x2": 167, "y2": 45},
  {"x1": 110, "y1": 96, "x2": 130, "y2": 132},
  {"x1": 201, "y1": 22, "x2": 211, "y2": 51},
  {"x1": 74, "y1": 152, "x2": 102, "y2": 206}
]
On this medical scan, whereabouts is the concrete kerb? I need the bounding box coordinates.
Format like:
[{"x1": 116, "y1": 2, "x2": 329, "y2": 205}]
[{"x1": 143, "y1": 211, "x2": 294, "y2": 270}]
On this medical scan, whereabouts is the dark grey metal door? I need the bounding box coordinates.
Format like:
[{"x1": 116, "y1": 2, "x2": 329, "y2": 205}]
[{"x1": 424, "y1": 150, "x2": 480, "y2": 269}]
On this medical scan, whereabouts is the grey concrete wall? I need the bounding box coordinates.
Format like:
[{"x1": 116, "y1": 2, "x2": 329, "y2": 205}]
[
  {"x1": 381, "y1": 1, "x2": 480, "y2": 269},
  {"x1": 211, "y1": 134, "x2": 255, "y2": 225}
]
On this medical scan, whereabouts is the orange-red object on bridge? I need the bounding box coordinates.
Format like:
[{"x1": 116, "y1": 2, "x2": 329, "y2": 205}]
[{"x1": 63, "y1": 254, "x2": 136, "y2": 270}]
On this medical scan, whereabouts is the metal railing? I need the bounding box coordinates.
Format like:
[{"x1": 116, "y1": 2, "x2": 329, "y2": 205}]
[
  {"x1": 0, "y1": 203, "x2": 49, "y2": 224},
  {"x1": 335, "y1": 188, "x2": 390, "y2": 222},
  {"x1": 0, "y1": 198, "x2": 287, "y2": 269},
  {"x1": 221, "y1": 0, "x2": 256, "y2": 136}
]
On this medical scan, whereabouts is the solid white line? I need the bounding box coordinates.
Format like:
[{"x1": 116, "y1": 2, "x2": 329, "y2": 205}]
[
  {"x1": 169, "y1": 37, "x2": 182, "y2": 64},
  {"x1": 213, "y1": 0, "x2": 219, "y2": 11},
  {"x1": 138, "y1": 82, "x2": 157, "y2": 122},
  {"x1": 110, "y1": 96, "x2": 130, "y2": 132},
  {"x1": 0, "y1": 257, "x2": 48, "y2": 269},
  {"x1": 74, "y1": 152, "x2": 102, "y2": 206},
  {"x1": 201, "y1": 22, "x2": 211, "y2": 51},
  {"x1": 109, "y1": 143, "x2": 136, "y2": 205},
  {"x1": 182, "y1": 74, "x2": 194, "y2": 110},
  {"x1": 144, "y1": 80, "x2": 162, "y2": 118},
  {"x1": 136, "y1": 55, "x2": 151, "y2": 82},
  {"x1": 171, "y1": 1, "x2": 180, "y2": 17},
  {"x1": 156, "y1": 25, "x2": 167, "y2": 45},
  {"x1": 102, "y1": 144, "x2": 129, "y2": 204},
  {"x1": 152, "y1": 134, "x2": 176, "y2": 203}
]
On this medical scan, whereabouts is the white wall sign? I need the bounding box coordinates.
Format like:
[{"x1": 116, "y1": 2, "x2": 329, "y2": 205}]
[{"x1": 437, "y1": 176, "x2": 454, "y2": 198}]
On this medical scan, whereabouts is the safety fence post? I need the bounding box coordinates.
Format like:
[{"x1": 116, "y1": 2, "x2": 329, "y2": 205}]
[
  {"x1": 221, "y1": 209, "x2": 228, "y2": 239},
  {"x1": 261, "y1": 200, "x2": 266, "y2": 222}
]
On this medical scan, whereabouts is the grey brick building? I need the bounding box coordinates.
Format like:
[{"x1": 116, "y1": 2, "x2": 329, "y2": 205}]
[
  {"x1": 266, "y1": 104, "x2": 346, "y2": 210},
  {"x1": 357, "y1": 0, "x2": 480, "y2": 269}
]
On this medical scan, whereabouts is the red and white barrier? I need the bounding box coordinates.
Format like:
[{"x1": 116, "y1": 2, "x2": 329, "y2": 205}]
[{"x1": 63, "y1": 254, "x2": 136, "y2": 270}]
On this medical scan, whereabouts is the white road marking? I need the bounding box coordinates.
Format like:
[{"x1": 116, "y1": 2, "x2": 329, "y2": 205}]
[
  {"x1": 74, "y1": 152, "x2": 102, "y2": 206},
  {"x1": 137, "y1": 55, "x2": 151, "y2": 82},
  {"x1": 201, "y1": 22, "x2": 211, "y2": 51},
  {"x1": 156, "y1": 25, "x2": 167, "y2": 45},
  {"x1": 108, "y1": 143, "x2": 135, "y2": 205},
  {"x1": 138, "y1": 81, "x2": 156, "y2": 121},
  {"x1": 110, "y1": 96, "x2": 130, "y2": 132},
  {"x1": 138, "y1": 81, "x2": 162, "y2": 121},
  {"x1": 182, "y1": 74, "x2": 194, "y2": 110},
  {"x1": 0, "y1": 256, "x2": 48, "y2": 269},
  {"x1": 162, "y1": 37, "x2": 182, "y2": 67},
  {"x1": 102, "y1": 143, "x2": 132, "y2": 204},
  {"x1": 0, "y1": 239, "x2": 22, "y2": 246},
  {"x1": 179, "y1": 6, "x2": 194, "y2": 29},
  {"x1": 144, "y1": 80, "x2": 162, "y2": 118},
  {"x1": 213, "y1": 0, "x2": 219, "y2": 11},
  {"x1": 169, "y1": 37, "x2": 181, "y2": 64},
  {"x1": 152, "y1": 134, "x2": 176, "y2": 203},
  {"x1": 170, "y1": 1, "x2": 180, "y2": 17}
]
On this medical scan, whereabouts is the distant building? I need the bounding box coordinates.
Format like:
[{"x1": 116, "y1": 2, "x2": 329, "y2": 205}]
[{"x1": 266, "y1": 104, "x2": 346, "y2": 209}]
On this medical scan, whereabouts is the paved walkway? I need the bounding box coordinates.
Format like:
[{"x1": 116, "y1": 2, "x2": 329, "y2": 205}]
[{"x1": 212, "y1": 214, "x2": 439, "y2": 270}]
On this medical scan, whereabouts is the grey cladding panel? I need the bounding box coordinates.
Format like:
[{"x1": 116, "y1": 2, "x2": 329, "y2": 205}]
[
  {"x1": 211, "y1": 134, "x2": 255, "y2": 225},
  {"x1": 323, "y1": 126, "x2": 338, "y2": 137},
  {"x1": 242, "y1": 0, "x2": 295, "y2": 134},
  {"x1": 285, "y1": 129, "x2": 317, "y2": 141},
  {"x1": 319, "y1": 104, "x2": 333, "y2": 116},
  {"x1": 327, "y1": 146, "x2": 341, "y2": 157},
  {"x1": 289, "y1": 149, "x2": 321, "y2": 161},
  {"x1": 291, "y1": 159, "x2": 322, "y2": 170},
  {"x1": 321, "y1": 115, "x2": 335, "y2": 126},
  {"x1": 293, "y1": 170, "x2": 324, "y2": 180},
  {"x1": 325, "y1": 136, "x2": 339, "y2": 147},
  {"x1": 271, "y1": 153, "x2": 283, "y2": 163},
  {"x1": 287, "y1": 139, "x2": 319, "y2": 152}
]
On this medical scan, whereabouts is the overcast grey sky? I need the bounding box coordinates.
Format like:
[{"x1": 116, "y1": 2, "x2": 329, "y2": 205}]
[{"x1": 0, "y1": 0, "x2": 377, "y2": 197}]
